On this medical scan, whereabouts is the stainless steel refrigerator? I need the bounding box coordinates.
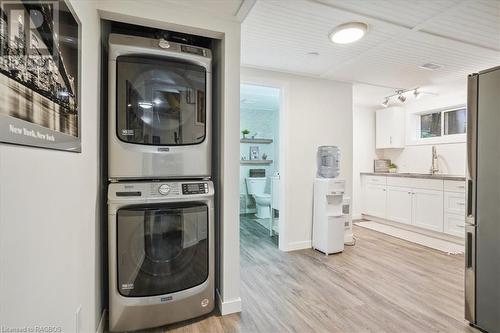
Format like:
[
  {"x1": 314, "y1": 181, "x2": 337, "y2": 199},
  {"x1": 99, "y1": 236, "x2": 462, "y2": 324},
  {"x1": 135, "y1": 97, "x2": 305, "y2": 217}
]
[{"x1": 466, "y1": 66, "x2": 500, "y2": 333}]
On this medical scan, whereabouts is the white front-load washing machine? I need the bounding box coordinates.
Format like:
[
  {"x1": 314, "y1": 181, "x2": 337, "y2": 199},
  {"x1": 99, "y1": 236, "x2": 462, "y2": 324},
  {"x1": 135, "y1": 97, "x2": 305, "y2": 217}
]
[
  {"x1": 108, "y1": 33, "x2": 212, "y2": 180},
  {"x1": 108, "y1": 180, "x2": 214, "y2": 332}
]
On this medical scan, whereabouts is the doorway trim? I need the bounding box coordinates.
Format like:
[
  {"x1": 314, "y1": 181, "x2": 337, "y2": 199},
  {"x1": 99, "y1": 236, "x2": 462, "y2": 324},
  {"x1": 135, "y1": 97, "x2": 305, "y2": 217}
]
[{"x1": 240, "y1": 78, "x2": 289, "y2": 251}]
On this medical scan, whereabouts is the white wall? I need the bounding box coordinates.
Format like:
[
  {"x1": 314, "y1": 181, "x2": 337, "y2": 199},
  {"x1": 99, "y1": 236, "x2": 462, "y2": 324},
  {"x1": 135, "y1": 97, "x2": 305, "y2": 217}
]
[
  {"x1": 96, "y1": 0, "x2": 242, "y2": 314},
  {"x1": 352, "y1": 106, "x2": 378, "y2": 219},
  {"x1": 380, "y1": 86, "x2": 467, "y2": 175},
  {"x1": 241, "y1": 67, "x2": 353, "y2": 251},
  {"x1": 0, "y1": 1, "x2": 101, "y2": 332}
]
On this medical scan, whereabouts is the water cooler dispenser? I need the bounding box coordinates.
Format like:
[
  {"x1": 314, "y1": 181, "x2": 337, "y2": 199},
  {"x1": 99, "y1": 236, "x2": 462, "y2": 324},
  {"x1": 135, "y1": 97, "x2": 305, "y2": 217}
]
[
  {"x1": 312, "y1": 146, "x2": 351, "y2": 254},
  {"x1": 313, "y1": 178, "x2": 346, "y2": 254}
]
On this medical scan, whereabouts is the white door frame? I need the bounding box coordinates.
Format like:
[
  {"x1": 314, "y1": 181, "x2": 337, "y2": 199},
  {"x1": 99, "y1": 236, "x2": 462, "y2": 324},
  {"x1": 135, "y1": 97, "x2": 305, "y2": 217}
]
[{"x1": 240, "y1": 78, "x2": 289, "y2": 251}]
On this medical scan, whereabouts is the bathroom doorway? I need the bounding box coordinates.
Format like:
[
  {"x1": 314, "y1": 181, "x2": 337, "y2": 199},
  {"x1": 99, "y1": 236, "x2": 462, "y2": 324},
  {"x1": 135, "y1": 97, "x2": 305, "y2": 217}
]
[{"x1": 239, "y1": 83, "x2": 284, "y2": 250}]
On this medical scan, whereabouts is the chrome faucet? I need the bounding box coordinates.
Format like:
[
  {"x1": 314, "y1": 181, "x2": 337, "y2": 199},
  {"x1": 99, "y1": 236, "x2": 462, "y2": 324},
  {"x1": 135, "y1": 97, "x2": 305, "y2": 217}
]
[{"x1": 430, "y1": 146, "x2": 439, "y2": 174}]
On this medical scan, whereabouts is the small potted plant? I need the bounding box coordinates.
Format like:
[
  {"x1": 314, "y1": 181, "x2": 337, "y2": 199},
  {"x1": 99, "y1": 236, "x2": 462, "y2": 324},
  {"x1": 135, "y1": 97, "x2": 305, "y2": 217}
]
[
  {"x1": 262, "y1": 153, "x2": 268, "y2": 160},
  {"x1": 241, "y1": 129, "x2": 250, "y2": 139},
  {"x1": 389, "y1": 163, "x2": 398, "y2": 173}
]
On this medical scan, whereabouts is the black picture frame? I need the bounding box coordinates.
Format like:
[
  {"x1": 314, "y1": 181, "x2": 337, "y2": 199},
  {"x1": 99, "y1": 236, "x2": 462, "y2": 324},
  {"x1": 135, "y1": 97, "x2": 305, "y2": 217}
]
[{"x1": 0, "y1": 0, "x2": 81, "y2": 152}]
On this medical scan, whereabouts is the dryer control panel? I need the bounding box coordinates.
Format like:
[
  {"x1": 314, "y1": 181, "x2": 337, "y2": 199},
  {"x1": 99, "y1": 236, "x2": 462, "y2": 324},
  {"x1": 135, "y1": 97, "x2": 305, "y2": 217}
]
[{"x1": 182, "y1": 182, "x2": 209, "y2": 195}]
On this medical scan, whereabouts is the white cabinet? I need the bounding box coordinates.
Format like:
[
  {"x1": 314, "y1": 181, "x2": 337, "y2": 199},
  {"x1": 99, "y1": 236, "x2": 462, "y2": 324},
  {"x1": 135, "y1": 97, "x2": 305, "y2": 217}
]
[
  {"x1": 363, "y1": 184, "x2": 387, "y2": 218},
  {"x1": 376, "y1": 107, "x2": 405, "y2": 149},
  {"x1": 362, "y1": 175, "x2": 449, "y2": 235},
  {"x1": 412, "y1": 188, "x2": 444, "y2": 232},
  {"x1": 444, "y1": 190, "x2": 466, "y2": 237},
  {"x1": 386, "y1": 186, "x2": 413, "y2": 225}
]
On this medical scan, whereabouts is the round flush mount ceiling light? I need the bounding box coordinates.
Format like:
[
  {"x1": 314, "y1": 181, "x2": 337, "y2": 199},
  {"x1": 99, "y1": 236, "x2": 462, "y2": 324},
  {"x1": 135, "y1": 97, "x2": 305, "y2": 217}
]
[{"x1": 329, "y1": 22, "x2": 368, "y2": 44}]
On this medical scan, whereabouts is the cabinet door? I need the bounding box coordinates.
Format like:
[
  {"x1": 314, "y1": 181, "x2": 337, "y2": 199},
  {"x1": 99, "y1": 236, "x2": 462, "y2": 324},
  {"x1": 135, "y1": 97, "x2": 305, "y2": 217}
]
[
  {"x1": 386, "y1": 186, "x2": 413, "y2": 225},
  {"x1": 444, "y1": 191, "x2": 466, "y2": 215},
  {"x1": 363, "y1": 184, "x2": 387, "y2": 218},
  {"x1": 412, "y1": 188, "x2": 444, "y2": 232},
  {"x1": 376, "y1": 110, "x2": 391, "y2": 148},
  {"x1": 376, "y1": 107, "x2": 404, "y2": 149}
]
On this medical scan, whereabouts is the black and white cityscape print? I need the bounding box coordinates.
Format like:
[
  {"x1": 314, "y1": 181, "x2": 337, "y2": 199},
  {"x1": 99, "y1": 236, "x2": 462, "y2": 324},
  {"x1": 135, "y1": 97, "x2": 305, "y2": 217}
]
[{"x1": 0, "y1": 0, "x2": 80, "y2": 151}]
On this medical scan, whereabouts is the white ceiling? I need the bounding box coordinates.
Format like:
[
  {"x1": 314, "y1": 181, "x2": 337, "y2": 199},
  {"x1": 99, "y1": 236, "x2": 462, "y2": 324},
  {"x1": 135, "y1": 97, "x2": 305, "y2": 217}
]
[
  {"x1": 241, "y1": 0, "x2": 500, "y2": 90},
  {"x1": 163, "y1": 0, "x2": 247, "y2": 21}
]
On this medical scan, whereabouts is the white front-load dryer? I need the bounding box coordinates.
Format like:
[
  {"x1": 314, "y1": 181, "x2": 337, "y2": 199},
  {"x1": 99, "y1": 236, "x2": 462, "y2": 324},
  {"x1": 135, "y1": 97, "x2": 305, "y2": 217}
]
[
  {"x1": 108, "y1": 33, "x2": 212, "y2": 180},
  {"x1": 108, "y1": 180, "x2": 214, "y2": 332}
]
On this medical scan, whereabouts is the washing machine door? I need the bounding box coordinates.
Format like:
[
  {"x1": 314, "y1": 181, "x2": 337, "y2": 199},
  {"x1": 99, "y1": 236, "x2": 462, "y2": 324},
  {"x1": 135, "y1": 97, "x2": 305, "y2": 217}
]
[
  {"x1": 115, "y1": 56, "x2": 207, "y2": 146},
  {"x1": 116, "y1": 202, "x2": 208, "y2": 297}
]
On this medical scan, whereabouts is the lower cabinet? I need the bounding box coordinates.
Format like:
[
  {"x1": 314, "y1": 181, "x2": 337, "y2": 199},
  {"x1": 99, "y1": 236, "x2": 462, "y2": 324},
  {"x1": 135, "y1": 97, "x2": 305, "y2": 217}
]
[
  {"x1": 386, "y1": 186, "x2": 412, "y2": 225},
  {"x1": 412, "y1": 188, "x2": 444, "y2": 232},
  {"x1": 362, "y1": 175, "x2": 462, "y2": 237},
  {"x1": 443, "y1": 191, "x2": 466, "y2": 237},
  {"x1": 363, "y1": 184, "x2": 387, "y2": 218}
]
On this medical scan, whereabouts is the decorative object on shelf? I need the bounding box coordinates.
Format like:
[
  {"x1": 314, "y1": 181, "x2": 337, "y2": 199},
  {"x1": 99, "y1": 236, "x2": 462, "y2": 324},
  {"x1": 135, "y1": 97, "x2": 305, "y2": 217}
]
[
  {"x1": 240, "y1": 138, "x2": 273, "y2": 144},
  {"x1": 240, "y1": 159, "x2": 273, "y2": 165},
  {"x1": 249, "y1": 146, "x2": 260, "y2": 160},
  {"x1": 251, "y1": 132, "x2": 259, "y2": 139},
  {"x1": 0, "y1": 0, "x2": 81, "y2": 152},
  {"x1": 262, "y1": 153, "x2": 268, "y2": 160},
  {"x1": 389, "y1": 163, "x2": 398, "y2": 173},
  {"x1": 374, "y1": 159, "x2": 391, "y2": 173},
  {"x1": 241, "y1": 129, "x2": 250, "y2": 139},
  {"x1": 241, "y1": 155, "x2": 247, "y2": 160}
]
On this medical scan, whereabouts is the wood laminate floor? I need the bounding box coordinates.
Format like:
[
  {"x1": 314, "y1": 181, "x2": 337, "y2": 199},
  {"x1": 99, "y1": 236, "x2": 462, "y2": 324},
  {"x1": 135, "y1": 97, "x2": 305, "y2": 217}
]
[{"x1": 140, "y1": 217, "x2": 477, "y2": 333}]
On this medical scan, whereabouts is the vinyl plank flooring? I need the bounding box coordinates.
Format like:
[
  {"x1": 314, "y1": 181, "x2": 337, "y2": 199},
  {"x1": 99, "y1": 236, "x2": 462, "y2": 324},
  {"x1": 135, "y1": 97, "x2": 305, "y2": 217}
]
[{"x1": 139, "y1": 218, "x2": 477, "y2": 333}]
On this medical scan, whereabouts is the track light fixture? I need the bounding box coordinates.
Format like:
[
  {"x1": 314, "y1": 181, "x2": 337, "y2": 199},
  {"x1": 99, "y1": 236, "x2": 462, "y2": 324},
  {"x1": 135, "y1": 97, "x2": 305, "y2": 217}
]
[
  {"x1": 381, "y1": 87, "x2": 436, "y2": 107},
  {"x1": 398, "y1": 93, "x2": 406, "y2": 103},
  {"x1": 414, "y1": 88, "x2": 421, "y2": 99}
]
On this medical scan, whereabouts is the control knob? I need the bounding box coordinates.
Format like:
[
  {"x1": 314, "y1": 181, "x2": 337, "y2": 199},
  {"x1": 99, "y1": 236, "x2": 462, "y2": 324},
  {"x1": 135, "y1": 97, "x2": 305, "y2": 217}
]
[{"x1": 158, "y1": 184, "x2": 171, "y2": 195}]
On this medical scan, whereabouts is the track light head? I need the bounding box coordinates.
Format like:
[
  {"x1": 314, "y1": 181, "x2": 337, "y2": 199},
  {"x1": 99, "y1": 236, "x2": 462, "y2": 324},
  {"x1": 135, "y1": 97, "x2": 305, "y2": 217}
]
[
  {"x1": 381, "y1": 98, "x2": 389, "y2": 107},
  {"x1": 398, "y1": 94, "x2": 406, "y2": 103},
  {"x1": 413, "y1": 89, "x2": 421, "y2": 99}
]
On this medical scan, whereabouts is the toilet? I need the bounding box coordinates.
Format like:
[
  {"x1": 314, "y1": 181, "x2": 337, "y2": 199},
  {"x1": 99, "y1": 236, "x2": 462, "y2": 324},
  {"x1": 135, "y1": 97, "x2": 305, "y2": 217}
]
[{"x1": 245, "y1": 177, "x2": 271, "y2": 219}]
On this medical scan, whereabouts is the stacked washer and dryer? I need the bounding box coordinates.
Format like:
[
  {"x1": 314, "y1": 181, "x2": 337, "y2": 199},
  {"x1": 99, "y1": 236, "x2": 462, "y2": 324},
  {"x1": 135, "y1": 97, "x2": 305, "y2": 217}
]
[{"x1": 106, "y1": 33, "x2": 215, "y2": 332}]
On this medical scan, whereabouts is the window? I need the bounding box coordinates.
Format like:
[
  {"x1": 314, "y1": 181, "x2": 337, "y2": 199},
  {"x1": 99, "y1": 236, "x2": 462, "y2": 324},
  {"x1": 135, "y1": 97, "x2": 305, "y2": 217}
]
[
  {"x1": 418, "y1": 106, "x2": 466, "y2": 139},
  {"x1": 420, "y1": 112, "x2": 441, "y2": 138},
  {"x1": 410, "y1": 105, "x2": 467, "y2": 145},
  {"x1": 444, "y1": 108, "x2": 467, "y2": 135}
]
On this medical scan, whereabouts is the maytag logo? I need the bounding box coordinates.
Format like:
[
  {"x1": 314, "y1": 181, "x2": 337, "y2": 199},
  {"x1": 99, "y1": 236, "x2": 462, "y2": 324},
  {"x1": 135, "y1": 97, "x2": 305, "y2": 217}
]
[
  {"x1": 160, "y1": 296, "x2": 173, "y2": 303},
  {"x1": 158, "y1": 147, "x2": 170, "y2": 152}
]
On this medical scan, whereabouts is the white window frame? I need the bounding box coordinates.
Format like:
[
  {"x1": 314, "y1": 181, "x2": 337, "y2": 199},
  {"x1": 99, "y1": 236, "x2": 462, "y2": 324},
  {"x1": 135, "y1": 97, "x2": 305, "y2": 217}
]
[{"x1": 406, "y1": 104, "x2": 467, "y2": 145}]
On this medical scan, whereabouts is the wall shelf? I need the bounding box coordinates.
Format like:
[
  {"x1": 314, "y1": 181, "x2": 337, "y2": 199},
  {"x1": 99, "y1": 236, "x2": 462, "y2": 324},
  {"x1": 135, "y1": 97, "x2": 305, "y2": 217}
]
[
  {"x1": 240, "y1": 138, "x2": 273, "y2": 144},
  {"x1": 240, "y1": 160, "x2": 273, "y2": 165}
]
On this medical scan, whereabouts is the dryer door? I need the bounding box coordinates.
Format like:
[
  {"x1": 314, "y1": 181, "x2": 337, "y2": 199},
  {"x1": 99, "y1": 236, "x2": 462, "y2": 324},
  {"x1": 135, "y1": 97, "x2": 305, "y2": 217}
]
[
  {"x1": 116, "y1": 202, "x2": 208, "y2": 297},
  {"x1": 115, "y1": 56, "x2": 207, "y2": 146}
]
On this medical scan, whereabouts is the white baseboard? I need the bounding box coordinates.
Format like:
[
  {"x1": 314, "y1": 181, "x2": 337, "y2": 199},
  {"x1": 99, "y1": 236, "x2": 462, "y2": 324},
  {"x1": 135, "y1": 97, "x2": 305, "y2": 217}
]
[
  {"x1": 216, "y1": 289, "x2": 242, "y2": 315},
  {"x1": 96, "y1": 309, "x2": 107, "y2": 333},
  {"x1": 362, "y1": 214, "x2": 464, "y2": 245},
  {"x1": 352, "y1": 213, "x2": 362, "y2": 220},
  {"x1": 286, "y1": 240, "x2": 311, "y2": 252}
]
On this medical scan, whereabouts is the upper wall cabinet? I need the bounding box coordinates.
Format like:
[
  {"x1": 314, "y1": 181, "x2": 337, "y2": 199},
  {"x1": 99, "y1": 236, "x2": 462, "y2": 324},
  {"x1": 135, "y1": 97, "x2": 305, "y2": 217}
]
[{"x1": 376, "y1": 107, "x2": 405, "y2": 149}]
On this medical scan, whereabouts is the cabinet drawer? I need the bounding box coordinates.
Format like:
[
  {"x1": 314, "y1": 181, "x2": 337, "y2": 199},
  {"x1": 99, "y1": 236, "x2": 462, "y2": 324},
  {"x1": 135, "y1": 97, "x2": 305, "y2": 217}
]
[
  {"x1": 444, "y1": 212, "x2": 465, "y2": 238},
  {"x1": 411, "y1": 178, "x2": 443, "y2": 191},
  {"x1": 364, "y1": 175, "x2": 387, "y2": 185},
  {"x1": 386, "y1": 176, "x2": 412, "y2": 188},
  {"x1": 444, "y1": 180, "x2": 466, "y2": 193},
  {"x1": 445, "y1": 192, "x2": 466, "y2": 214}
]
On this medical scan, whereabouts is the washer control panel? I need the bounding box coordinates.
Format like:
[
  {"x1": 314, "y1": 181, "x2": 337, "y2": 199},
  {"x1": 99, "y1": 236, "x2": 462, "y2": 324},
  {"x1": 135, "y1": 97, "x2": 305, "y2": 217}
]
[
  {"x1": 182, "y1": 182, "x2": 209, "y2": 195},
  {"x1": 158, "y1": 184, "x2": 171, "y2": 195}
]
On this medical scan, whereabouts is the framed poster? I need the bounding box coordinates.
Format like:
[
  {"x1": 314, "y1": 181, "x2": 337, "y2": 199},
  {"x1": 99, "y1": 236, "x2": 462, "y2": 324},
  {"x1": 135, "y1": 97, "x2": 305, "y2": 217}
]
[
  {"x1": 249, "y1": 146, "x2": 259, "y2": 160},
  {"x1": 0, "y1": 0, "x2": 81, "y2": 152}
]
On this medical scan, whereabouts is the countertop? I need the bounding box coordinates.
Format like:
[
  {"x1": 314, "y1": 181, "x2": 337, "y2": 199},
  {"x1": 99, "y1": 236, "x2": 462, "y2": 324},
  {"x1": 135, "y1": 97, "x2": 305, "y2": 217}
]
[{"x1": 360, "y1": 172, "x2": 465, "y2": 181}]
